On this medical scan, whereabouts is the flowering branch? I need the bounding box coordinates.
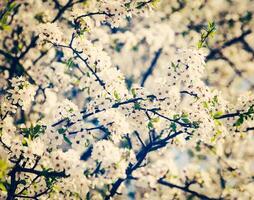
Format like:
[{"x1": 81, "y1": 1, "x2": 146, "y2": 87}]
[{"x1": 105, "y1": 130, "x2": 184, "y2": 200}]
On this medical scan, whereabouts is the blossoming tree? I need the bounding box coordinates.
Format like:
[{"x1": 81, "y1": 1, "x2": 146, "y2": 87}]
[{"x1": 0, "y1": 0, "x2": 254, "y2": 199}]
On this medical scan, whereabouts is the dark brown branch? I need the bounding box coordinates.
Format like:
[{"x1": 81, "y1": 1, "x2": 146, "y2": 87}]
[
  {"x1": 105, "y1": 131, "x2": 184, "y2": 200},
  {"x1": 214, "y1": 111, "x2": 246, "y2": 120},
  {"x1": 136, "y1": 0, "x2": 153, "y2": 9},
  {"x1": 74, "y1": 11, "x2": 114, "y2": 25},
  {"x1": 49, "y1": 39, "x2": 107, "y2": 92},
  {"x1": 18, "y1": 35, "x2": 38, "y2": 59},
  {"x1": 158, "y1": 178, "x2": 222, "y2": 200},
  {"x1": 206, "y1": 30, "x2": 252, "y2": 60},
  {"x1": 141, "y1": 48, "x2": 162, "y2": 87},
  {"x1": 52, "y1": 0, "x2": 73, "y2": 23}
]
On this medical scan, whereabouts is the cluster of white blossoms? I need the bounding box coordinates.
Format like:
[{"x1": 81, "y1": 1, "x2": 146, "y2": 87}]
[
  {"x1": 38, "y1": 23, "x2": 63, "y2": 45},
  {"x1": 91, "y1": 140, "x2": 135, "y2": 181},
  {"x1": 0, "y1": 0, "x2": 254, "y2": 200},
  {"x1": 0, "y1": 77, "x2": 36, "y2": 115}
]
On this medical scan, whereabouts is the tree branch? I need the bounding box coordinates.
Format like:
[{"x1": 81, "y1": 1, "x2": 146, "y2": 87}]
[
  {"x1": 141, "y1": 48, "x2": 162, "y2": 87},
  {"x1": 158, "y1": 178, "x2": 221, "y2": 200}
]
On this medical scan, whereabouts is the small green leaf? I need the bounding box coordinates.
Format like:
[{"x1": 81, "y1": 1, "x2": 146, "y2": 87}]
[
  {"x1": 171, "y1": 62, "x2": 179, "y2": 72},
  {"x1": 132, "y1": 45, "x2": 139, "y2": 51},
  {"x1": 65, "y1": 58, "x2": 75, "y2": 69},
  {"x1": 203, "y1": 101, "x2": 209, "y2": 109},
  {"x1": 195, "y1": 143, "x2": 201, "y2": 152},
  {"x1": 0, "y1": 183, "x2": 7, "y2": 192},
  {"x1": 0, "y1": 159, "x2": 9, "y2": 181},
  {"x1": 151, "y1": 117, "x2": 160, "y2": 123},
  {"x1": 213, "y1": 111, "x2": 223, "y2": 119},
  {"x1": 115, "y1": 42, "x2": 124, "y2": 52},
  {"x1": 124, "y1": 2, "x2": 131, "y2": 9},
  {"x1": 170, "y1": 122, "x2": 177, "y2": 132},
  {"x1": 212, "y1": 95, "x2": 218, "y2": 106},
  {"x1": 197, "y1": 21, "x2": 216, "y2": 49},
  {"x1": 147, "y1": 121, "x2": 154, "y2": 130},
  {"x1": 22, "y1": 124, "x2": 45, "y2": 139},
  {"x1": 173, "y1": 114, "x2": 180, "y2": 119},
  {"x1": 8, "y1": 2, "x2": 17, "y2": 10},
  {"x1": 197, "y1": 41, "x2": 203, "y2": 49},
  {"x1": 211, "y1": 130, "x2": 222, "y2": 142},
  {"x1": 181, "y1": 113, "x2": 188, "y2": 118},
  {"x1": 233, "y1": 114, "x2": 244, "y2": 127},
  {"x1": 131, "y1": 88, "x2": 136, "y2": 97},
  {"x1": 34, "y1": 12, "x2": 45, "y2": 23},
  {"x1": 192, "y1": 121, "x2": 200, "y2": 128},
  {"x1": 151, "y1": 0, "x2": 161, "y2": 6},
  {"x1": 63, "y1": 135, "x2": 72, "y2": 145},
  {"x1": 133, "y1": 102, "x2": 141, "y2": 110},
  {"x1": 58, "y1": 128, "x2": 66, "y2": 134},
  {"x1": 181, "y1": 117, "x2": 190, "y2": 123},
  {"x1": 114, "y1": 91, "x2": 121, "y2": 101},
  {"x1": 248, "y1": 105, "x2": 254, "y2": 114}
]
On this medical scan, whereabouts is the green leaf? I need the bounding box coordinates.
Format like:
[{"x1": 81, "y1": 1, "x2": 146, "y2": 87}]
[
  {"x1": 197, "y1": 21, "x2": 216, "y2": 49},
  {"x1": 33, "y1": 125, "x2": 41, "y2": 133},
  {"x1": 147, "y1": 121, "x2": 154, "y2": 130},
  {"x1": 133, "y1": 102, "x2": 141, "y2": 110},
  {"x1": 22, "y1": 138, "x2": 29, "y2": 146},
  {"x1": 208, "y1": 21, "x2": 216, "y2": 31},
  {"x1": 63, "y1": 135, "x2": 72, "y2": 145},
  {"x1": 124, "y1": 2, "x2": 131, "y2": 9},
  {"x1": 151, "y1": 117, "x2": 160, "y2": 123},
  {"x1": 0, "y1": 159, "x2": 9, "y2": 181},
  {"x1": 151, "y1": 0, "x2": 161, "y2": 6},
  {"x1": 0, "y1": 182, "x2": 7, "y2": 192},
  {"x1": 233, "y1": 114, "x2": 244, "y2": 127},
  {"x1": 131, "y1": 88, "x2": 136, "y2": 97},
  {"x1": 65, "y1": 58, "x2": 75, "y2": 69},
  {"x1": 136, "y1": 2, "x2": 144, "y2": 9},
  {"x1": 211, "y1": 130, "x2": 222, "y2": 142},
  {"x1": 173, "y1": 114, "x2": 180, "y2": 119},
  {"x1": 113, "y1": 91, "x2": 121, "y2": 101},
  {"x1": 197, "y1": 41, "x2": 203, "y2": 49},
  {"x1": 34, "y1": 12, "x2": 45, "y2": 23},
  {"x1": 181, "y1": 113, "x2": 188, "y2": 118},
  {"x1": 132, "y1": 45, "x2": 139, "y2": 51},
  {"x1": 195, "y1": 143, "x2": 201, "y2": 152},
  {"x1": 181, "y1": 117, "x2": 190, "y2": 124},
  {"x1": 212, "y1": 95, "x2": 218, "y2": 106},
  {"x1": 213, "y1": 111, "x2": 223, "y2": 119},
  {"x1": 248, "y1": 105, "x2": 254, "y2": 114},
  {"x1": 170, "y1": 122, "x2": 177, "y2": 132},
  {"x1": 21, "y1": 124, "x2": 45, "y2": 139},
  {"x1": 203, "y1": 101, "x2": 209, "y2": 109},
  {"x1": 0, "y1": 23, "x2": 11, "y2": 31},
  {"x1": 115, "y1": 42, "x2": 124, "y2": 52},
  {"x1": 171, "y1": 62, "x2": 179, "y2": 72},
  {"x1": 192, "y1": 121, "x2": 200, "y2": 128},
  {"x1": 0, "y1": 2, "x2": 17, "y2": 31},
  {"x1": 58, "y1": 128, "x2": 66, "y2": 134},
  {"x1": 8, "y1": 2, "x2": 17, "y2": 10}
]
